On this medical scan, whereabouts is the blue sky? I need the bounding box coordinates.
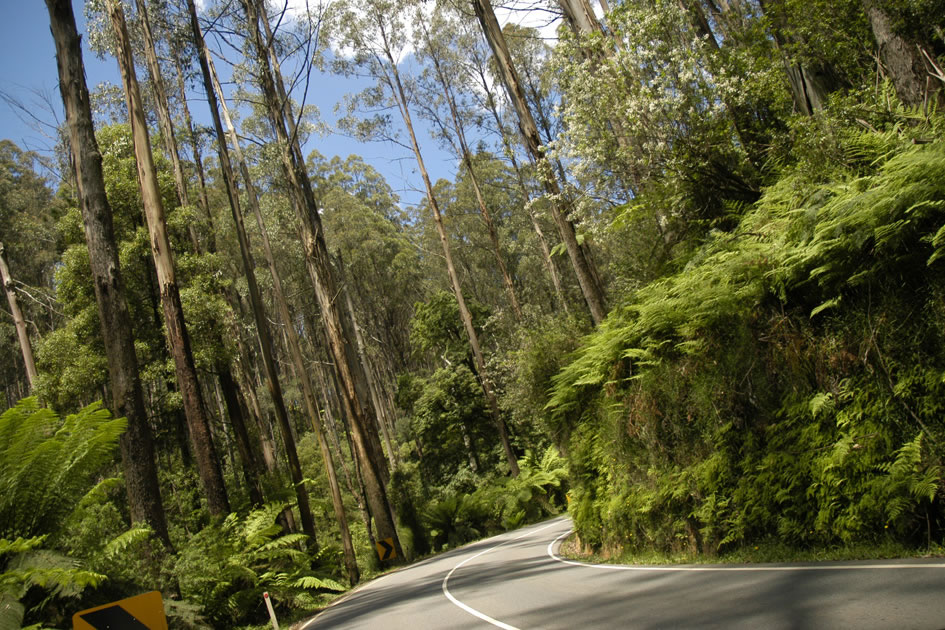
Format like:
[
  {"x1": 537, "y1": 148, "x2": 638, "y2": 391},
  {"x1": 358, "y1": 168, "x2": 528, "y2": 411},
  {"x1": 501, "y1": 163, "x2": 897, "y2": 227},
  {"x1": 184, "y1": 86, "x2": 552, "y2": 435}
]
[{"x1": 0, "y1": 1, "x2": 462, "y2": 207}]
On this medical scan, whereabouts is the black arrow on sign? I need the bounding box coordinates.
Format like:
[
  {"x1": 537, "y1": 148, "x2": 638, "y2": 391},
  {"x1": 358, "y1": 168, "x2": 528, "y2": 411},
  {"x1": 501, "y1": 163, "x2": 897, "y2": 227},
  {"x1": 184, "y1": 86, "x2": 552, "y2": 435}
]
[
  {"x1": 377, "y1": 538, "x2": 395, "y2": 561},
  {"x1": 80, "y1": 604, "x2": 151, "y2": 629}
]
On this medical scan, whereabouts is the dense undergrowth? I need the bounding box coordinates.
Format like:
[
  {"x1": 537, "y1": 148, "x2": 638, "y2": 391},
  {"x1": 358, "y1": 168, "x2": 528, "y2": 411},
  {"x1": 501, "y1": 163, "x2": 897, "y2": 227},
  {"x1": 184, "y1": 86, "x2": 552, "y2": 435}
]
[
  {"x1": 0, "y1": 395, "x2": 567, "y2": 628},
  {"x1": 549, "y1": 105, "x2": 945, "y2": 558}
]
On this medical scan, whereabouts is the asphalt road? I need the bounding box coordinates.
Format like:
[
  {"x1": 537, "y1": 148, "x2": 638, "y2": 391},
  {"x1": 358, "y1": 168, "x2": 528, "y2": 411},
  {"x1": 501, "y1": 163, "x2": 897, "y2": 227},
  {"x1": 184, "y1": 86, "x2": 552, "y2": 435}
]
[{"x1": 300, "y1": 516, "x2": 945, "y2": 629}]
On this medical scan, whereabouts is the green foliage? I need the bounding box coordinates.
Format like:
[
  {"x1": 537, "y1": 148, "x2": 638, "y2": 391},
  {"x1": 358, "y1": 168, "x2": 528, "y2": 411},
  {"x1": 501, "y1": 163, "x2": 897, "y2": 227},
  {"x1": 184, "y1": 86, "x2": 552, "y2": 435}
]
[
  {"x1": 173, "y1": 503, "x2": 345, "y2": 626},
  {"x1": 410, "y1": 364, "x2": 493, "y2": 485},
  {"x1": 420, "y1": 446, "x2": 569, "y2": 551},
  {"x1": 0, "y1": 398, "x2": 132, "y2": 627},
  {"x1": 410, "y1": 291, "x2": 490, "y2": 364},
  {"x1": 0, "y1": 398, "x2": 127, "y2": 540},
  {"x1": 478, "y1": 446, "x2": 569, "y2": 527},
  {"x1": 387, "y1": 463, "x2": 431, "y2": 558},
  {"x1": 496, "y1": 313, "x2": 587, "y2": 449},
  {"x1": 551, "y1": 117, "x2": 945, "y2": 556},
  {"x1": 0, "y1": 536, "x2": 107, "y2": 630},
  {"x1": 423, "y1": 494, "x2": 489, "y2": 551}
]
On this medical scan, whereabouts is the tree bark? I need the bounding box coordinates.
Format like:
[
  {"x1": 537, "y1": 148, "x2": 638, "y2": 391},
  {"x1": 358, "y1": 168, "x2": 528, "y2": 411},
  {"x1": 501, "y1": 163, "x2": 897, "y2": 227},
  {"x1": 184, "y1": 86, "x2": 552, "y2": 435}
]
[
  {"x1": 105, "y1": 0, "x2": 230, "y2": 517},
  {"x1": 170, "y1": 50, "x2": 215, "y2": 247},
  {"x1": 756, "y1": 0, "x2": 841, "y2": 115},
  {"x1": 133, "y1": 0, "x2": 200, "y2": 253},
  {"x1": 140, "y1": 0, "x2": 264, "y2": 507},
  {"x1": 472, "y1": 0, "x2": 607, "y2": 325},
  {"x1": 45, "y1": 0, "x2": 171, "y2": 546},
  {"x1": 184, "y1": 0, "x2": 318, "y2": 542},
  {"x1": 471, "y1": 52, "x2": 570, "y2": 313},
  {"x1": 241, "y1": 0, "x2": 403, "y2": 561},
  {"x1": 338, "y1": 259, "x2": 397, "y2": 470},
  {"x1": 0, "y1": 243, "x2": 38, "y2": 391},
  {"x1": 202, "y1": 42, "x2": 358, "y2": 581},
  {"x1": 218, "y1": 366, "x2": 264, "y2": 505},
  {"x1": 862, "y1": 0, "x2": 940, "y2": 109},
  {"x1": 378, "y1": 33, "x2": 520, "y2": 475}
]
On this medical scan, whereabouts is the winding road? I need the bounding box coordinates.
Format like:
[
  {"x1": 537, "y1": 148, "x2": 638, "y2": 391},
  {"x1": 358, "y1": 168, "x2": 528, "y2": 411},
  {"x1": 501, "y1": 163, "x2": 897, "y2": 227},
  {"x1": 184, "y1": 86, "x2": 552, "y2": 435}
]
[{"x1": 301, "y1": 517, "x2": 945, "y2": 629}]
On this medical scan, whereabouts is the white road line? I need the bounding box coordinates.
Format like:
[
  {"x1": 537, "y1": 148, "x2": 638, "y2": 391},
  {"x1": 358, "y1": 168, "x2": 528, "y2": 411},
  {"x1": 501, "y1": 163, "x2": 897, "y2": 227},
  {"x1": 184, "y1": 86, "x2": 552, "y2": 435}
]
[
  {"x1": 547, "y1": 529, "x2": 945, "y2": 572},
  {"x1": 442, "y1": 520, "x2": 563, "y2": 629}
]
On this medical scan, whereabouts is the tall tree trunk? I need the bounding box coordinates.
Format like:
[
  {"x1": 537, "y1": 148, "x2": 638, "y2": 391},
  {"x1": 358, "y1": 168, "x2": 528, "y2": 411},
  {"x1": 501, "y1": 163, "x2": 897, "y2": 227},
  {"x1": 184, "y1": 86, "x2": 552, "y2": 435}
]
[
  {"x1": 420, "y1": 22, "x2": 522, "y2": 321},
  {"x1": 170, "y1": 50, "x2": 215, "y2": 246},
  {"x1": 105, "y1": 0, "x2": 230, "y2": 517},
  {"x1": 379, "y1": 36, "x2": 520, "y2": 476},
  {"x1": 559, "y1": 0, "x2": 607, "y2": 39},
  {"x1": 258, "y1": 1, "x2": 392, "y2": 487},
  {"x1": 203, "y1": 43, "x2": 358, "y2": 582},
  {"x1": 218, "y1": 367, "x2": 264, "y2": 505},
  {"x1": 133, "y1": 0, "x2": 200, "y2": 253},
  {"x1": 238, "y1": 355, "x2": 279, "y2": 474},
  {"x1": 184, "y1": 0, "x2": 318, "y2": 542},
  {"x1": 472, "y1": 0, "x2": 608, "y2": 325},
  {"x1": 0, "y1": 243, "x2": 37, "y2": 391},
  {"x1": 45, "y1": 0, "x2": 171, "y2": 547},
  {"x1": 472, "y1": 55, "x2": 570, "y2": 312},
  {"x1": 313, "y1": 349, "x2": 379, "y2": 566},
  {"x1": 140, "y1": 0, "x2": 263, "y2": 507},
  {"x1": 240, "y1": 0, "x2": 403, "y2": 561},
  {"x1": 862, "y1": 0, "x2": 941, "y2": 109},
  {"x1": 338, "y1": 259, "x2": 397, "y2": 470}
]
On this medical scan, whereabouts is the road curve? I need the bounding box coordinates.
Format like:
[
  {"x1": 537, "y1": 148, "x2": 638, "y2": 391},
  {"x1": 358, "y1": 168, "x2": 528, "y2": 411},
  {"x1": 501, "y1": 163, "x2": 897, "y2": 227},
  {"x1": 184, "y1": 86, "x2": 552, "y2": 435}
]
[{"x1": 300, "y1": 516, "x2": 945, "y2": 629}]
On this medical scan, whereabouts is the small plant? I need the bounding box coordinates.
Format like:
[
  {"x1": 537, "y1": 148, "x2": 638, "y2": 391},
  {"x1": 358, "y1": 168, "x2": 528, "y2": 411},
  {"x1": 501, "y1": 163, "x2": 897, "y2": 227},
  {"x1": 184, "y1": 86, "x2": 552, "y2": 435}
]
[
  {"x1": 423, "y1": 494, "x2": 489, "y2": 550},
  {"x1": 173, "y1": 503, "x2": 346, "y2": 626}
]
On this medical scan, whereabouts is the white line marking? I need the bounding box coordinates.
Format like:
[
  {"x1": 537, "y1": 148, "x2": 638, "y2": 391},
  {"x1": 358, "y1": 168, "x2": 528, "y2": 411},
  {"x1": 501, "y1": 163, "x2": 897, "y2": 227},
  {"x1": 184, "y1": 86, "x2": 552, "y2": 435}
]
[
  {"x1": 442, "y1": 520, "x2": 562, "y2": 629},
  {"x1": 547, "y1": 529, "x2": 945, "y2": 572}
]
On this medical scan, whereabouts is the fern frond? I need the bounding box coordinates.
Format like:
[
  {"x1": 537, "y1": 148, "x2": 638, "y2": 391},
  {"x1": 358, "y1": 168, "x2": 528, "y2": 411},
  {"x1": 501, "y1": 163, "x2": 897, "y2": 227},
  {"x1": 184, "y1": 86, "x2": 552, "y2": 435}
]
[
  {"x1": 293, "y1": 576, "x2": 346, "y2": 591},
  {"x1": 103, "y1": 526, "x2": 153, "y2": 559}
]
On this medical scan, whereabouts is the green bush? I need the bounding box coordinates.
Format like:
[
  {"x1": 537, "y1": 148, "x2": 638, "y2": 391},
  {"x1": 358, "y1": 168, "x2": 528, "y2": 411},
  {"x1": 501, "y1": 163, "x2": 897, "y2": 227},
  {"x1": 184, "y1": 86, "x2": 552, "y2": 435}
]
[
  {"x1": 173, "y1": 503, "x2": 345, "y2": 627},
  {"x1": 551, "y1": 116, "x2": 945, "y2": 556}
]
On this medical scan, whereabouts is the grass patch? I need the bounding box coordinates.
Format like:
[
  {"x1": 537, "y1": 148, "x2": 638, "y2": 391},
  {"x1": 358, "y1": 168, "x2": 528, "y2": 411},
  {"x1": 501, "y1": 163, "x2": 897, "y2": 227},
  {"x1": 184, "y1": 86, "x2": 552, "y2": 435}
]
[{"x1": 559, "y1": 535, "x2": 945, "y2": 566}]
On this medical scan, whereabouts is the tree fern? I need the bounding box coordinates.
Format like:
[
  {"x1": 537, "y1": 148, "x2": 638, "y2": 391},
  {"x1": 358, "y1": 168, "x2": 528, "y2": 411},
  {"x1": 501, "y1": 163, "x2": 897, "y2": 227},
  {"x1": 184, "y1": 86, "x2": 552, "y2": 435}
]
[{"x1": 0, "y1": 398, "x2": 127, "y2": 540}]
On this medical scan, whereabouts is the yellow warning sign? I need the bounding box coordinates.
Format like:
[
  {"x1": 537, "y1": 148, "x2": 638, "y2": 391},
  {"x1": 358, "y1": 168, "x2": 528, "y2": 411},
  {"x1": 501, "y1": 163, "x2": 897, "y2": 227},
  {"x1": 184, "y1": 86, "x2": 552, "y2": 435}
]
[
  {"x1": 73, "y1": 590, "x2": 167, "y2": 630},
  {"x1": 375, "y1": 537, "x2": 397, "y2": 561}
]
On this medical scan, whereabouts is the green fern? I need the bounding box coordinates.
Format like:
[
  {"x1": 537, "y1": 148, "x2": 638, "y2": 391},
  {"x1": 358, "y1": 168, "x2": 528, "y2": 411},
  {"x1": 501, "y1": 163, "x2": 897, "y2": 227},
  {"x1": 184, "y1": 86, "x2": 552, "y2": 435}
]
[
  {"x1": 174, "y1": 503, "x2": 345, "y2": 626},
  {"x1": 0, "y1": 399, "x2": 128, "y2": 628},
  {"x1": 0, "y1": 397, "x2": 127, "y2": 540}
]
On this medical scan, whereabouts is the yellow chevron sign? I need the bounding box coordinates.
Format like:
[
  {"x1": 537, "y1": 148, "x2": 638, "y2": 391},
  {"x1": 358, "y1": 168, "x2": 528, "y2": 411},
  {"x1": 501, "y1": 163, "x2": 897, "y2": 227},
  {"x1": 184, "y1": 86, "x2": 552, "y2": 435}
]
[
  {"x1": 73, "y1": 590, "x2": 167, "y2": 630},
  {"x1": 375, "y1": 537, "x2": 397, "y2": 561}
]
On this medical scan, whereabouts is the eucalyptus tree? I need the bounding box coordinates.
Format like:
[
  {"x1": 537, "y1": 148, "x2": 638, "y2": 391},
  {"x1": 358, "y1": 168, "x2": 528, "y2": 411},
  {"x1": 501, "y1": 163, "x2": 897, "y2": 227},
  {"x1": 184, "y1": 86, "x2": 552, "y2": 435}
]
[
  {"x1": 183, "y1": 0, "x2": 325, "y2": 541},
  {"x1": 0, "y1": 142, "x2": 65, "y2": 403},
  {"x1": 239, "y1": 0, "x2": 405, "y2": 560},
  {"x1": 131, "y1": 0, "x2": 203, "y2": 253},
  {"x1": 332, "y1": 0, "x2": 520, "y2": 476},
  {"x1": 104, "y1": 0, "x2": 230, "y2": 516},
  {"x1": 414, "y1": 6, "x2": 522, "y2": 321},
  {"x1": 186, "y1": 0, "x2": 365, "y2": 574},
  {"x1": 471, "y1": 0, "x2": 608, "y2": 325},
  {"x1": 462, "y1": 35, "x2": 570, "y2": 313},
  {"x1": 44, "y1": 0, "x2": 171, "y2": 546},
  {"x1": 0, "y1": 243, "x2": 38, "y2": 392},
  {"x1": 121, "y1": 0, "x2": 270, "y2": 509}
]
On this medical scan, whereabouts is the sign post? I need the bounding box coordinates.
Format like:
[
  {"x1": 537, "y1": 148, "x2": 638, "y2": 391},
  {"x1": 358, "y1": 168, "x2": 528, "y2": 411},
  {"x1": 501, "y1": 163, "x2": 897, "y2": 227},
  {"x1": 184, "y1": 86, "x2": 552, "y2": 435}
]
[{"x1": 263, "y1": 591, "x2": 280, "y2": 629}]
